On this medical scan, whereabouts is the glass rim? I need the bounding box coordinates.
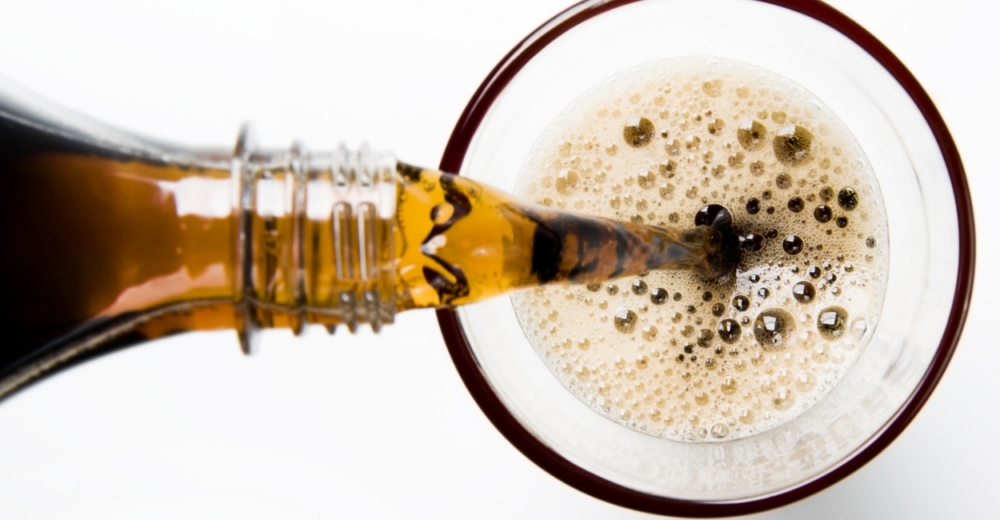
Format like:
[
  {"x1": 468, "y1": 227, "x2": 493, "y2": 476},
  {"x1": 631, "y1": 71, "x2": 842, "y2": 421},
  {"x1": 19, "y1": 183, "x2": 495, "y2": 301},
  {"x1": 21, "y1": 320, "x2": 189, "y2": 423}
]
[{"x1": 436, "y1": 0, "x2": 975, "y2": 516}]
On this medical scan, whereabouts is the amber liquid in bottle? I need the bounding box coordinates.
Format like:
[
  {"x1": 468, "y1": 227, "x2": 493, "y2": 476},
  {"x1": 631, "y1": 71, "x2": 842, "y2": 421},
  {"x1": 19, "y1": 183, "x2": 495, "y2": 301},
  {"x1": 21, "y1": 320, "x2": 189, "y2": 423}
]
[{"x1": 0, "y1": 101, "x2": 738, "y2": 399}]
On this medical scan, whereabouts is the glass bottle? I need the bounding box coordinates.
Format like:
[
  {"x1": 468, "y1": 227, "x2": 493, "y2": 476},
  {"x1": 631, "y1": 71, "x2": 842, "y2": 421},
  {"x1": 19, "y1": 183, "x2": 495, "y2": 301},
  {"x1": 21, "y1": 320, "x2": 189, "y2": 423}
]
[{"x1": 0, "y1": 79, "x2": 740, "y2": 400}]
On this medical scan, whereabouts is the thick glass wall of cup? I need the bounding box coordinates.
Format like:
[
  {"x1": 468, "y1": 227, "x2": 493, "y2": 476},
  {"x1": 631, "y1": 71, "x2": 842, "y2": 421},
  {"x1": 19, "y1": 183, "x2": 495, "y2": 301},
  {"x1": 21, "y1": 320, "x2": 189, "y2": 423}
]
[{"x1": 446, "y1": 0, "x2": 967, "y2": 509}]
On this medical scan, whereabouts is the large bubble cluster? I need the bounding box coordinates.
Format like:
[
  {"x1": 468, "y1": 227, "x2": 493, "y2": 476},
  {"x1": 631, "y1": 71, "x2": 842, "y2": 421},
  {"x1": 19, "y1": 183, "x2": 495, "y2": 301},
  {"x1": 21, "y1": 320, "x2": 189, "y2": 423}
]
[{"x1": 511, "y1": 57, "x2": 888, "y2": 442}]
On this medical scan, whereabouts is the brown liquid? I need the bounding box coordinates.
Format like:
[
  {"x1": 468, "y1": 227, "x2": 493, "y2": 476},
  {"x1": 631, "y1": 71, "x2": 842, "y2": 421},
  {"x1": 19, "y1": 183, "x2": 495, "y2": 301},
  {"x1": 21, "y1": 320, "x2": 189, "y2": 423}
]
[
  {"x1": 0, "y1": 120, "x2": 238, "y2": 392},
  {"x1": 393, "y1": 163, "x2": 737, "y2": 310},
  {"x1": 0, "y1": 109, "x2": 738, "y2": 398}
]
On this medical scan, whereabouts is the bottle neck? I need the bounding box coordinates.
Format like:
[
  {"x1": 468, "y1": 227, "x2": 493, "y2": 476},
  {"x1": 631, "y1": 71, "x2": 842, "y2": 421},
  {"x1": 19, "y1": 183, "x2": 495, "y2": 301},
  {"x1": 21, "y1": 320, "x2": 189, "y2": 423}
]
[
  {"x1": 0, "y1": 114, "x2": 404, "y2": 396},
  {"x1": 231, "y1": 126, "x2": 399, "y2": 354},
  {"x1": 0, "y1": 105, "x2": 738, "y2": 399}
]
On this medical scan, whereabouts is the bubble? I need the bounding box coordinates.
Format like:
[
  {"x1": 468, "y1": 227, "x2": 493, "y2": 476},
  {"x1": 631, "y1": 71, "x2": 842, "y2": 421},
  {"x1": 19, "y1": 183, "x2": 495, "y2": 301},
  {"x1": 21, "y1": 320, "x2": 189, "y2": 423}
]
[
  {"x1": 660, "y1": 160, "x2": 678, "y2": 176},
  {"x1": 728, "y1": 152, "x2": 745, "y2": 168},
  {"x1": 842, "y1": 319, "x2": 866, "y2": 342},
  {"x1": 632, "y1": 280, "x2": 648, "y2": 295},
  {"x1": 710, "y1": 423, "x2": 729, "y2": 439},
  {"x1": 753, "y1": 308, "x2": 796, "y2": 351},
  {"x1": 637, "y1": 171, "x2": 656, "y2": 189},
  {"x1": 697, "y1": 329, "x2": 714, "y2": 348},
  {"x1": 650, "y1": 288, "x2": 669, "y2": 304},
  {"x1": 772, "y1": 387, "x2": 795, "y2": 410},
  {"x1": 765, "y1": 229, "x2": 778, "y2": 239},
  {"x1": 586, "y1": 283, "x2": 601, "y2": 292},
  {"x1": 866, "y1": 236, "x2": 876, "y2": 248},
  {"x1": 817, "y1": 306, "x2": 848, "y2": 339},
  {"x1": 757, "y1": 287, "x2": 770, "y2": 299},
  {"x1": 837, "y1": 187, "x2": 859, "y2": 210},
  {"x1": 607, "y1": 284, "x2": 619, "y2": 295},
  {"x1": 814, "y1": 205, "x2": 832, "y2": 223},
  {"x1": 732, "y1": 295, "x2": 750, "y2": 312},
  {"x1": 749, "y1": 160, "x2": 765, "y2": 176},
  {"x1": 712, "y1": 303, "x2": 725, "y2": 317},
  {"x1": 776, "y1": 173, "x2": 792, "y2": 190},
  {"x1": 787, "y1": 197, "x2": 804, "y2": 213},
  {"x1": 695, "y1": 204, "x2": 733, "y2": 230},
  {"x1": 702, "y1": 291, "x2": 713, "y2": 302},
  {"x1": 636, "y1": 354, "x2": 650, "y2": 368},
  {"x1": 623, "y1": 117, "x2": 655, "y2": 148},
  {"x1": 615, "y1": 309, "x2": 638, "y2": 333},
  {"x1": 718, "y1": 319, "x2": 742, "y2": 343},
  {"x1": 792, "y1": 281, "x2": 816, "y2": 303},
  {"x1": 782, "y1": 235, "x2": 804, "y2": 255},
  {"x1": 642, "y1": 326, "x2": 658, "y2": 341},
  {"x1": 738, "y1": 409, "x2": 754, "y2": 424},
  {"x1": 808, "y1": 266, "x2": 821, "y2": 279},
  {"x1": 737, "y1": 119, "x2": 768, "y2": 151},
  {"x1": 741, "y1": 233, "x2": 765, "y2": 252},
  {"x1": 773, "y1": 125, "x2": 814, "y2": 166},
  {"x1": 795, "y1": 371, "x2": 816, "y2": 392},
  {"x1": 702, "y1": 79, "x2": 724, "y2": 97},
  {"x1": 819, "y1": 186, "x2": 834, "y2": 202},
  {"x1": 826, "y1": 273, "x2": 837, "y2": 284},
  {"x1": 555, "y1": 170, "x2": 579, "y2": 194},
  {"x1": 746, "y1": 198, "x2": 761, "y2": 215},
  {"x1": 708, "y1": 118, "x2": 725, "y2": 135}
]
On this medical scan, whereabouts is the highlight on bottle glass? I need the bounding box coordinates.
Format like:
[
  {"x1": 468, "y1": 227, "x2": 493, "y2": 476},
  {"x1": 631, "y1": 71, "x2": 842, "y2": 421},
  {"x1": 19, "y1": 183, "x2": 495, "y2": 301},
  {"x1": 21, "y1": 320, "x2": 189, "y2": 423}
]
[{"x1": 437, "y1": 0, "x2": 973, "y2": 515}]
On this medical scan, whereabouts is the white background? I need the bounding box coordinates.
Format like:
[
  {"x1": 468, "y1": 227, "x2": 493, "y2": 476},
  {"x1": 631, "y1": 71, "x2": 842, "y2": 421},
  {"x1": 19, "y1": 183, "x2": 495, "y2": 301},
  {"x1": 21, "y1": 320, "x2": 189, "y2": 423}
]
[{"x1": 0, "y1": 0, "x2": 995, "y2": 518}]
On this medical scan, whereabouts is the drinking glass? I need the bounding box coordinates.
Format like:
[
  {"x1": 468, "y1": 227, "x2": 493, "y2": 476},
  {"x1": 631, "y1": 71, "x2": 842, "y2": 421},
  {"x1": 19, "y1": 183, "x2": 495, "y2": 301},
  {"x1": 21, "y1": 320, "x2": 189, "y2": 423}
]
[{"x1": 437, "y1": 0, "x2": 974, "y2": 515}]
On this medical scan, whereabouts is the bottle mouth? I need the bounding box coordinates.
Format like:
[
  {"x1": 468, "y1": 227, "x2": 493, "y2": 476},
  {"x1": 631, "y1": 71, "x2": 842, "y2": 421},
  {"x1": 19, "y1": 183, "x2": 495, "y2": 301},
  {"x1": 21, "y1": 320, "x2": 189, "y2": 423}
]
[
  {"x1": 232, "y1": 128, "x2": 399, "y2": 355},
  {"x1": 690, "y1": 203, "x2": 741, "y2": 282},
  {"x1": 696, "y1": 223, "x2": 742, "y2": 282}
]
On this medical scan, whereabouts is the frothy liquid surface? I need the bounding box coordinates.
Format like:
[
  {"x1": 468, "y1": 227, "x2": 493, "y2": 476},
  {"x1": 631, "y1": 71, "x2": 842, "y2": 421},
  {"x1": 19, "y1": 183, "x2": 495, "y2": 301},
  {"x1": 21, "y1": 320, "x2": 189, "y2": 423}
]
[{"x1": 511, "y1": 57, "x2": 888, "y2": 442}]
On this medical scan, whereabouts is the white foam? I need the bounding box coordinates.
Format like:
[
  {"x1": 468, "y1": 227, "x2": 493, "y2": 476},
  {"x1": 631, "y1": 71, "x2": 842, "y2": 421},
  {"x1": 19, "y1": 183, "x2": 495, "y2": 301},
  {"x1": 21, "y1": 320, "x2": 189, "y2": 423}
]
[{"x1": 511, "y1": 57, "x2": 888, "y2": 442}]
